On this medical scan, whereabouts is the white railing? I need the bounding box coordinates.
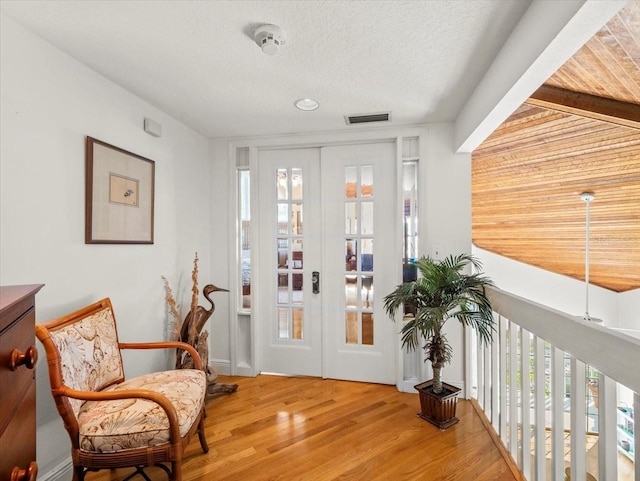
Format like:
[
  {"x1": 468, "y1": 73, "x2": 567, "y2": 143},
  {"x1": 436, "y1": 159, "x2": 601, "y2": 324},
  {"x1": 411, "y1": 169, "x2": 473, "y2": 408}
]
[{"x1": 473, "y1": 287, "x2": 640, "y2": 481}]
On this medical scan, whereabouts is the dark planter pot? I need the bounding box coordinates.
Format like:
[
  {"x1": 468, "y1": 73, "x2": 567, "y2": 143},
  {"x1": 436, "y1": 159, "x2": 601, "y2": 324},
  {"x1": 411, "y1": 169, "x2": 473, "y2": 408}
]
[{"x1": 414, "y1": 380, "x2": 461, "y2": 429}]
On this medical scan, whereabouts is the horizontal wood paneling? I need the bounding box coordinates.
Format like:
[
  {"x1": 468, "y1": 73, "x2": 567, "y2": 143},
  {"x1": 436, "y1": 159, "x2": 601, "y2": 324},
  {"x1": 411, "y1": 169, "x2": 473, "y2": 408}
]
[
  {"x1": 473, "y1": 106, "x2": 639, "y2": 292},
  {"x1": 472, "y1": 3, "x2": 640, "y2": 293}
]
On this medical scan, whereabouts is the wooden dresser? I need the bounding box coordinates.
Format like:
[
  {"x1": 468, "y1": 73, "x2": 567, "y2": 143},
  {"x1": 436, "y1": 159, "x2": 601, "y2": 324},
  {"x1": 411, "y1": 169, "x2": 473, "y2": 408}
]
[{"x1": 0, "y1": 284, "x2": 43, "y2": 481}]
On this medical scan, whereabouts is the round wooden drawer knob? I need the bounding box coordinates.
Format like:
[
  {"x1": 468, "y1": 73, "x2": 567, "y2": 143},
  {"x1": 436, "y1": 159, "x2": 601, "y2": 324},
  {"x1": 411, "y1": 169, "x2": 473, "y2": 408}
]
[
  {"x1": 9, "y1": 345, "x2": 38, "y2": 371},
  {"x1": 11, "y1": 461, "x2": 38, "y2": 481}
]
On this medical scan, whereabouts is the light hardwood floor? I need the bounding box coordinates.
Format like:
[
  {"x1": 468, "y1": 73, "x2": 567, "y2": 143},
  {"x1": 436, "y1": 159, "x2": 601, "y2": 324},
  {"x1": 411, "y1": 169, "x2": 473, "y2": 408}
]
[{"x1": 87, "y1": 375, "x2": 519, "y2": 481}]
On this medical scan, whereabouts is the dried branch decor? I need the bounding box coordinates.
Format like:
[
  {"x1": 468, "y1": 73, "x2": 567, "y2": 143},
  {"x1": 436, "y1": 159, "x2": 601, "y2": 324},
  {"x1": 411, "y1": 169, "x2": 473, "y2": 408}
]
[{"x1": 162, "y1": 252, "x2": 237, "y2": 396}]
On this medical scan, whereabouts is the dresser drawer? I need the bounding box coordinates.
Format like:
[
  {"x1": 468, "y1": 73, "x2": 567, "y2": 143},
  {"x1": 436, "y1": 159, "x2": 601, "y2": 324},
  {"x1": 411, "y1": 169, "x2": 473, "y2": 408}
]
[
  {"x1": 0, "y1": 383, "x2": 37, "y2": 481},
  {"x1": 0, "y1": 307, "x2": 36, "y2": 432}
]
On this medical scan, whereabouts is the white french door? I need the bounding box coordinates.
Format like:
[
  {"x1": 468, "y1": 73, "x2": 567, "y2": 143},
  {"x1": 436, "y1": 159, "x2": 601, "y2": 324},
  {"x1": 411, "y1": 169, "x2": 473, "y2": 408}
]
[{"x1": 258, "y1": 142, "x2": 397, "y2": 384}]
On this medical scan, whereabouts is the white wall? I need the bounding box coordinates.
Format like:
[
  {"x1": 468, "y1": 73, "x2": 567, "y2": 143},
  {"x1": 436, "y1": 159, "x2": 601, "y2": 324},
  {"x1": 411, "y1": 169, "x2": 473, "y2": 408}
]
[
  {"x1": 1, "y1": 15, "x2": 212, "y2": 476},
  {"x1": 617, "y1": 288, "x2": 640, "y2": 332},
  {"x1": 472, "y1": 246, "x2": 628, "y2": 328},
  {"x1": 421, "y1": 123, "x2": 472, "y2": 389}
]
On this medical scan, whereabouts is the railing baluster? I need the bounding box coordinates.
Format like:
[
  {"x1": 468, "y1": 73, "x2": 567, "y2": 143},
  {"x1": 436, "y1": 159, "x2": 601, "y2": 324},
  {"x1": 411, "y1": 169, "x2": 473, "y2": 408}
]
[
  {"x1": 551, "y1": 346, "x2": 564, "y2": 481},
  {"x1": 635, "y1": 392, "x2": 639, "y2": 481},
  {"x1": 521, "y1": 328, "x2": 531, "y2": 478},
  {"x1": 534, "y1": 337, "x2": 546, "y2": 481},
  {"x1": 509, "y1": 322, "x2": 519, "y2": 460},
  {"x1": 477, "y1": 332, "x2": 484, "y2": 408},
  {"x1": 599, "y1": 373, "x2": 617, "y2": 481},
  {"x1": 484, "y1": 337, "x2": 492, "y2": 419},
  {"x1": 500, "y1": 315, "x2": 508, "y2": 443},
  {"x1": 491, "y1": 328, "x2": 500, "y2": 431},
  {"x1": 570, "y1": 357, "x2": 586, "y2": 481}
]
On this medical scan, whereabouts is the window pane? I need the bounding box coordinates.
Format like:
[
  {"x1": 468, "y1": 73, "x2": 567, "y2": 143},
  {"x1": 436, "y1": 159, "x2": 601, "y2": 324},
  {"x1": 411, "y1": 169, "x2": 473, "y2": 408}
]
[
  {"x1": 292, "y1": 239, "x2": 303, "y2": 269},
  {"x1": 345, "y1": 276, "x2": 357, "y2": 308},
  {"x1": 277, "y1": 239, "x2": 288, "y2": 268},
  {"x1": 361, "y1": 202, "x2": 373, "y2": 235},
  {"x1": 362, "y1": 313, "x2": 373, "y2": 345},
  {"x1": 277, "y1": 274, "x2": 289, "y2": 304},
  {"x1": 277, "y1": 204, "x2": 288, "y2": 234},
  {"x1": 292, "y1": 308, "x2": 303, "y2": 339},
  {"x1": 292, "y1": 274, "x2": 303, "y2": 305},
  {"x1": 345, "y1": 311, "x2": 358, "y2": 344},
  {"x1": 361, "y1": 165, "x2": 373, "y2": 198},
  {"x1": 362, "y1": 275, "x2": 373, "y2": 309},
  {"x1": 361, "y1": 239, "x2": 373, "y2": 271},
  {"x1": 345, "y1": 202, "x2": 357, "y2": 234},
  {"x1": 292, "y1": 203, "x2": 303, "y2": 235},
  {"x1": 277, "y1": 169, "x2": 288, "y2": 200},
  {"x1": 291, "y1": 168, "x2": 303, "y2": 200},
  {"x1": 278, "y1": 308, "x2": 289, "y2": 339},
  {"x1": 345, "y1": 239, "x2": 356, "y2": 271},
  {"x1": 345, "y1": 166, "x2": 357, "y2": 198}
]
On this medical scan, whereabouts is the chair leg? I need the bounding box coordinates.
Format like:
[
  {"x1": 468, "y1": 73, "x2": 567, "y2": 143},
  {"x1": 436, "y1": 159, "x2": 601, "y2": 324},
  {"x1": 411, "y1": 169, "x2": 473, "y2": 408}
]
[{"x1": 198, "y1": 415, "x2": 209, "y2": 453}]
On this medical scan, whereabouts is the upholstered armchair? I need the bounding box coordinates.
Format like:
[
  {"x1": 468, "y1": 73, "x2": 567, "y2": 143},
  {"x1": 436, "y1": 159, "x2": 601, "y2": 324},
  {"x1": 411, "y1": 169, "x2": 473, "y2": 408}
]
[{"x1": 35, "y1": 298, "x2": 209, "y2": 481}]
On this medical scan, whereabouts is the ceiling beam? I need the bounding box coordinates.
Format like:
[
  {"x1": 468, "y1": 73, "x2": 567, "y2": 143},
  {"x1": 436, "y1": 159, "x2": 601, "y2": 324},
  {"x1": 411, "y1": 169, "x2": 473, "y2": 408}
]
[
  {"x1": 526, "y1": 85, "x2": 640, "y2": 129},
  {"x1": 454, "y1": 0, "x2": 629, "y2": 154}
]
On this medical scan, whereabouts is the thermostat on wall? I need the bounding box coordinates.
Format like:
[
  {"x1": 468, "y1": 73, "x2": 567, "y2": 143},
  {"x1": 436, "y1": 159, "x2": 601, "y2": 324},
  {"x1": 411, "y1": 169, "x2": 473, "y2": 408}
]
[{"x1": 144, "y1": 118, "x2": 162, "y2": 137}]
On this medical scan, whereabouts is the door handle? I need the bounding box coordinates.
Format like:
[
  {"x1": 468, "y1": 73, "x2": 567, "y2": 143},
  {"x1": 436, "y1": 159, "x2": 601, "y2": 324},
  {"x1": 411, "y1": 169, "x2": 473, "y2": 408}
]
[{"x1": 312, "y1": 271, "x2": 320, "y2": 294}]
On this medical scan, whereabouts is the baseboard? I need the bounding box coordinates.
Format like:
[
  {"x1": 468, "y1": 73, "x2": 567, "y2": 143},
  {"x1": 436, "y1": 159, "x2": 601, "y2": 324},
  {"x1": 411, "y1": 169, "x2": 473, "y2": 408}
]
[
  {"x1": 470, "y1": 398, "x2": 527, "y2": 481},
  {"x1": 38, "y1": 456, "x2": 72, "y2": 481},
  {"x1": 210, "y1": 358, "x2": 231, "y2": 375}
]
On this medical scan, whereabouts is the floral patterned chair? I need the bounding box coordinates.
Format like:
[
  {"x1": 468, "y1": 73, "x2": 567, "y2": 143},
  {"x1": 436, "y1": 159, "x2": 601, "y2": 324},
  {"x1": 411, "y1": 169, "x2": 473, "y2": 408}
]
[{"x1": 35, "y1": 298, "x2": 209, "y2": 481}]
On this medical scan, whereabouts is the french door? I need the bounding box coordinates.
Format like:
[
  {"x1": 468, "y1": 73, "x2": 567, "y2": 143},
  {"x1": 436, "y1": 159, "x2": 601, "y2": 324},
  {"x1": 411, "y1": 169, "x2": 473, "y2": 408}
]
[{"x1": 258, "y1": 142, "x2": 397, "y2": 384}]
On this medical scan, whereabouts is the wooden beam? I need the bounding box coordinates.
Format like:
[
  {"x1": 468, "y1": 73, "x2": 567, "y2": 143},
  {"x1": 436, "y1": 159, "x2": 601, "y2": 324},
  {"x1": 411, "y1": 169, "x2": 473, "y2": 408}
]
[{"x1": 526, "y1": 85, "x2": 640, "y2": 129}]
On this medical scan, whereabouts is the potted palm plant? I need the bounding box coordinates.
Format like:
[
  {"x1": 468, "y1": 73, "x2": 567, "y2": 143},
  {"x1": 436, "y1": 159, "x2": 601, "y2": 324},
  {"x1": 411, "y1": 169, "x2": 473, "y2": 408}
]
[{"x1": 384, "y1": 253, "x2": 495, "y2": 429}]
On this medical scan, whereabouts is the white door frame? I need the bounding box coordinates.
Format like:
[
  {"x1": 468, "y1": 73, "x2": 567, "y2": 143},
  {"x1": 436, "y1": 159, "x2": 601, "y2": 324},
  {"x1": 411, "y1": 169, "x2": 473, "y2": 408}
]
[{"x1": 227, "y1": 127, "x2": 426, "y2": 388}]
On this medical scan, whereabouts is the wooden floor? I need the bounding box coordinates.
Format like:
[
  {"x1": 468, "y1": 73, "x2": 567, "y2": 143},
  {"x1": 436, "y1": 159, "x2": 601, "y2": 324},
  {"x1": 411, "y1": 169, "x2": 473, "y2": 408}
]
[{"x1": 87, "y1": 375, "x2": 518, "y2": 481}]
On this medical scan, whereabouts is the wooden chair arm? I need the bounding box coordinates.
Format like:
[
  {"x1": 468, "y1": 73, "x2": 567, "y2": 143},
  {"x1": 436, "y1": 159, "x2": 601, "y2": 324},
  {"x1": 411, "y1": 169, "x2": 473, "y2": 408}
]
[
  {"x1": 119, "y1": 341, "x2": 203, "y2": 370},
  {"x1": 55, "y1": 386, "x2": 181, "y2": 444}
]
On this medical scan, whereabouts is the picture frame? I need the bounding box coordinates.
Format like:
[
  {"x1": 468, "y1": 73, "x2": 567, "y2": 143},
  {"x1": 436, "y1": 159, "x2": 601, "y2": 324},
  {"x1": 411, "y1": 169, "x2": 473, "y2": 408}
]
[{"x1": 85, "y1": 136, "x2": 155, "y2": 244}]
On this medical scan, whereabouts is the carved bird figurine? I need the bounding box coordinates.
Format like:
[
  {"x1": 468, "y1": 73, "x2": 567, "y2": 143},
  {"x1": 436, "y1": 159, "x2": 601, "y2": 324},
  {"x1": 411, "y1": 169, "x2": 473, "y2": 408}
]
[{"x1": 180, "y1": 283, "x2": 229, "y2": 344}]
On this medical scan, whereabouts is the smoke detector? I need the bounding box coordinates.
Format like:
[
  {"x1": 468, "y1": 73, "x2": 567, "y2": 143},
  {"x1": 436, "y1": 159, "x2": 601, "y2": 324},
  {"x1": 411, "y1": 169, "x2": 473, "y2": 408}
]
[{"x1": 254, "y1": 24, "x2": 286, "y2": 55}]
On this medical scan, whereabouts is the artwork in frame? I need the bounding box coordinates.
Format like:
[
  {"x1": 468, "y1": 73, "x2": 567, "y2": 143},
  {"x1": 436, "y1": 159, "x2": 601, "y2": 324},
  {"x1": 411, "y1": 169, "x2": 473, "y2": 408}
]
[{"x1": 85, "y1": 136, "x2": 155, "y2": 244}]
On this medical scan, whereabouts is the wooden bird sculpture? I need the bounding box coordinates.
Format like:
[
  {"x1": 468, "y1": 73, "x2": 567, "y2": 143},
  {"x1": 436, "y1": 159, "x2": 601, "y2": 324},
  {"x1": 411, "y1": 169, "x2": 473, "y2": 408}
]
[{"x1": 176, "y1": 284, "x2": 238, "y2": 395}]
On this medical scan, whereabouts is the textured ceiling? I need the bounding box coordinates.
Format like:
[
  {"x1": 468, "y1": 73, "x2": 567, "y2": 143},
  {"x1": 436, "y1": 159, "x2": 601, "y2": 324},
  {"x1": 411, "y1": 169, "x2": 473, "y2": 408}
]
[{"x1": 0, "y1": 0, "x2": 530, "y2": 139}]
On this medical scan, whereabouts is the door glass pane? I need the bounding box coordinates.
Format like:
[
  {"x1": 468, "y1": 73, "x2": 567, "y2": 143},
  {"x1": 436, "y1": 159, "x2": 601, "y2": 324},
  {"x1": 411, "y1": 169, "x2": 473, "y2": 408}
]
[
  {"x1": 292, "y1": 203, "x2": 303, "y2": 235},
  {"x1": 278, "y1": 274, "x2": 289, "y2": 303},
  {"x1": 277, "y1": 204, "x2": 288, "y2": 234},
  {"x1": 292, "y1": 274, "x2": 303, "y2": 305},
  {"x1": 345, "y1": 202, "x2": 357, "y2": 234},
  {"x1": 291, "y1": 168, "x2": 303, "y2": 200},
  {"x1": 361, "y1": 202, "x2": 373, "y2": 234},
  {"x1": 345, "y1": 311, "x2": 358, "y2": 344},
  {"x1": 345, "y1": 166, "x2": 357, "y2": 198},
  {"x1": 278, "y1": 308, "x2": 289, "y2": 339},
  {"x1": 361, "y1": 165, "x2": 373, "y2": 198},
  {"x1": 277, "y1": 238, "x2": 288, "y2": 268},
  {"x1": 361, "y1": 239, "x2": 373, "y2": 271},
  {"x1": 345, "y1": 276, "x2": 357, "y2": 308},
  {"x1": 345, "y1": 239, "x2": 356, "y2": 271},
  {"x1": 277, "y1": 169, "x2": 288, "y2": 200},
  {"x1": 292, "y1": 239, "x2": 303, "y2": 269},
  {"x1": 362, "y1": 313, "x2": 374, "y2": 345},
  {"x1": 362, "y1": 275, "x2": 373, "y2": 309},
  {"x1": 292, "y1": 308, "x2": 303, "y2": 339}
]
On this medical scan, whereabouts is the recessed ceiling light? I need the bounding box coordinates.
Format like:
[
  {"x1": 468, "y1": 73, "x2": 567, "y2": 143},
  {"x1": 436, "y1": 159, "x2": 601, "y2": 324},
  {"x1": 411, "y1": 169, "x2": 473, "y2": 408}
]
[{"x1": 294, "y1": 98, "x2": 319, "y2": 111}]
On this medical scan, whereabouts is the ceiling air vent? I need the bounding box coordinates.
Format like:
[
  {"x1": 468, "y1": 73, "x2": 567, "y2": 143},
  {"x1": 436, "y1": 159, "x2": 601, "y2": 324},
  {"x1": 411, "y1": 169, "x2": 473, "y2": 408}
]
[{"x1": 345, "y1": 111, "x2": 391, "y2": 125}]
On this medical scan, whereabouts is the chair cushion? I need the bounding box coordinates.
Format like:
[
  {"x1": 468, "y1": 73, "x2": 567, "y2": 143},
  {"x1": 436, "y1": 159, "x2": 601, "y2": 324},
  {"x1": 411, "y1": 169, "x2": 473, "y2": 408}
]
[{"x1": 77, "y1": 369, "x2": 206, "y2": 453}]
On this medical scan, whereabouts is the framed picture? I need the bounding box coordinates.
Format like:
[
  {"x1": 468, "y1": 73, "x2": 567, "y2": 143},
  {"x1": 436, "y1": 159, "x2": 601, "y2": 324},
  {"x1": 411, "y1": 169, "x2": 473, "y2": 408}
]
[{"x1": 85, "y1": 137, "x2": 155, "y2": 244}]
